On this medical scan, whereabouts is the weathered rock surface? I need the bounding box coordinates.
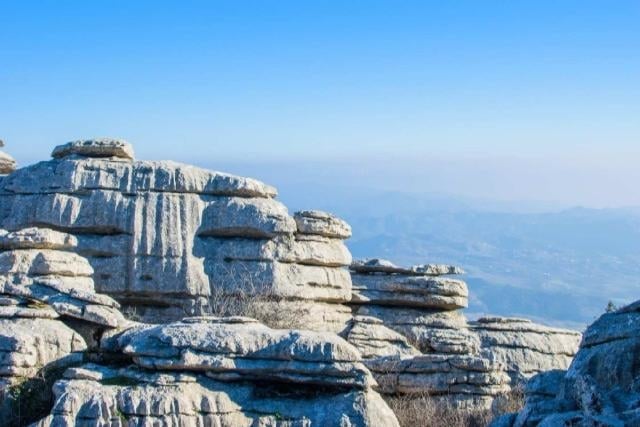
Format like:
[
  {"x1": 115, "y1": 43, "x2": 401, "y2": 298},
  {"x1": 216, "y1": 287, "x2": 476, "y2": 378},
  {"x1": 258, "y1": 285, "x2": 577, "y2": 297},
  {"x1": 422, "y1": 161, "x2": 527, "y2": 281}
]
[
  {"x1": 102, "y1": 316, "x2": 375, "y2": 388},
  {"x1": 36, "y1": 364, "x2": 399, "y2": 427},
  {"x1": 352, "y1": 258, "x2": 464, "y2": 276},
  {"x1": 347, "y1": 259, "x2": 508, "y2": 409},
  {"x1": 0, "y1": 141, "x2": 352, "y2": 327},
  {"x1": 51, "y1": 138, "x2": 135, "y2": 160},
  {"x1": 34, "y1": 318, "x2": 399, "y2": 426},
  {"x1": 351, "y1": 274, "x2": 468, "y2": 309},
  {"x1": 495, "y1": 300, "x2": 640, "y2": 427},
  {"x1": 368, "y1": 354, "x2": 511, "y2": 409},
  {"x1": 294, "y1": 210, "x2": 352, "y2": 239},
  {"x1": 472, "y1": 317, "x2": 581, "y2": 382}
]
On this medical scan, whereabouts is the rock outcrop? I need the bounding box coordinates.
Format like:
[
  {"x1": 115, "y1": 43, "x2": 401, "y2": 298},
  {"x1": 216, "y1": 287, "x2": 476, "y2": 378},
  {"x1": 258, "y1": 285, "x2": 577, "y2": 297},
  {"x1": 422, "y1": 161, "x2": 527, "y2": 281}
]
[
  {"x1": 0, "y1": 226, "x2": 129, "y2": 424},
  {"x1": 471, "y1": 316, "x2": 581, "y2": 382},
  {"x1": 346, "y1": 259, "x2": 511, "y2": 409},
  {"x1": 493, "y1": 300, "x2": 640, "y2": 427},
  {"x1": 0, "y1": 139, "x2": 353, "y2": 330},
  {"x1": 0, "y1": 140, "x2": 16, "y2": 175},
  {"x1": 36, "y1": 317, "x2": 399, "y2": 427}
]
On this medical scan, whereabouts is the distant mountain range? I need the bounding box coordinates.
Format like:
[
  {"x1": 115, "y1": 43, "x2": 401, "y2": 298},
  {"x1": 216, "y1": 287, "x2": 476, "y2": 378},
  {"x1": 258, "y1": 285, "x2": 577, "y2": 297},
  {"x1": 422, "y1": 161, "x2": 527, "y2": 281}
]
[
  {"x1": 211, "y1": 161, "x2": 640, "y2": 330},
  {"x1": 278, "y1": 185, "x2": 639, "y2": 329}
]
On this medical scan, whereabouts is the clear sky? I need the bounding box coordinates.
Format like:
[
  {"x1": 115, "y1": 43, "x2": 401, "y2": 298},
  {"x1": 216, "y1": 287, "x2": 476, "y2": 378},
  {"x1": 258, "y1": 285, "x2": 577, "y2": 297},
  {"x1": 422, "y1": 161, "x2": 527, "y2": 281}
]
[{"x1": 1, "y1": 1, "x2": 639, "y2": 207}]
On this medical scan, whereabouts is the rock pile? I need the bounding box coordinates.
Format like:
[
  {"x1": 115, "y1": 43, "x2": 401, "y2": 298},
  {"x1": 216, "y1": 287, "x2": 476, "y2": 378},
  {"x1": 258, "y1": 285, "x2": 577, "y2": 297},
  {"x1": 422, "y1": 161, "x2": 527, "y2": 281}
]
[
  {"x1": 0, "y1": 139, "x2": 353, "y2": 330},
  {"x1": 0, "y1": 140, "x2": 16, "y2": 175},
  {"x1": 347, "y1": 258, "x2": 511, "y2": 409},
  {"x1": 471, "y1": 316, "x2": 581, "y2": 382},
  {"x1": 0, "y1": 226, "x2": 127, "y2": 419},
  {"x1": 36, "y1": 317, "x2": 399, "y2": 426},
  {"x1": 493, "y1": 300, "x2": 640, "y2": 427}
]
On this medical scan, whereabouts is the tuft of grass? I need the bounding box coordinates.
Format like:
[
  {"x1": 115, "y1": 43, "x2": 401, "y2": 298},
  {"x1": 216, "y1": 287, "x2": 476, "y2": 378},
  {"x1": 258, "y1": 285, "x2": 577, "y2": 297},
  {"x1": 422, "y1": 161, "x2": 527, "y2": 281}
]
[{"x1": 384, "y1": 388, "x2": 524, "y2": 427}]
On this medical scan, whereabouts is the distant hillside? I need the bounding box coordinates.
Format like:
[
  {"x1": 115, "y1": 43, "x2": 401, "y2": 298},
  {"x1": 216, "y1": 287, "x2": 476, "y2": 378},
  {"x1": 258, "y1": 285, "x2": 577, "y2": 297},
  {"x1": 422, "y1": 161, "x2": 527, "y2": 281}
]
[{"x1": 273, "y1": 185, "x2": 639, "y2": 329}]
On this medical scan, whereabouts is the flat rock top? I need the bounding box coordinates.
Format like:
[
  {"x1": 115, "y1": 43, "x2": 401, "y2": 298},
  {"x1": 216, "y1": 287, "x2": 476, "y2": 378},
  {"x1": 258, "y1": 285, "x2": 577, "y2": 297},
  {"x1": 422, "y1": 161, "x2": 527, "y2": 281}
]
[
  {"x1": 472, "y1": 316, "x2": 582, "y2": 335},
  {"x1": 351, "y1": 258, "x2": 464, "y2": 276},
  {"x1": 52, "y1": 138, "x2": 135, "y2": 160},
  {"x1": 0, "y1": 227, "x2": 78, "y2": 250},
  {"x1": 294, "y1": 210, "x2": 352, "y2": 239}
]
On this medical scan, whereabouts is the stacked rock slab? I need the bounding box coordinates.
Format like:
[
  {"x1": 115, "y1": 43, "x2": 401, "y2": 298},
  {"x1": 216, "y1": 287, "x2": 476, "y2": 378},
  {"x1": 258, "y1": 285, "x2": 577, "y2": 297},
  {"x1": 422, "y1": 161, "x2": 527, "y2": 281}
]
[
  {"x1": 347, "y1": 259, "x2": 511, "y2": 409},
  {"x1": 0, "y1": 140, "x2": 16, "y2": 175},
  {"x1": 492, "y1": 300, "x2": 640, "y2": 427},
  {"x1": 0, "y1": 139, "x2": 353, "y2": 329},
  {"x1": 0, "y1": 227, "x2": 127, "y2": 423},
  {"x1": 471, "y1": 316, "x2": 581, "y2": 382},
  {"x1": 37, "y1": 317, "x2": 399, "y2": 426}
]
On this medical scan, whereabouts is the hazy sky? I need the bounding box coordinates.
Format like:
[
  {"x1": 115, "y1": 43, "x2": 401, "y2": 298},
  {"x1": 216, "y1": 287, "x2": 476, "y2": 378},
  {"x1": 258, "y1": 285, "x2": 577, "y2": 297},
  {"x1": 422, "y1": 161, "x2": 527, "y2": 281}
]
[{"x1": 1, "y1": 1, "x2": 639, "y2": 207}]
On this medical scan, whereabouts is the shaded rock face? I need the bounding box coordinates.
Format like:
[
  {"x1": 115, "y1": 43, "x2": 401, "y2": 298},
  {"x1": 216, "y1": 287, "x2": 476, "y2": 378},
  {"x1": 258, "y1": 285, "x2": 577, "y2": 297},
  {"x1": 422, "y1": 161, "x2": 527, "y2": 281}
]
[
  {"x1": 37, "y1": 318, "x2": 400, "y2": 427},
  {"x1": 471, "y1": 317, "x2": 581, "y2": 382},
  {"x1": 0, "y1": 139, "x2": 353, "y2": 328},
  {"x1": 494, "y1": 301, "x2": 640, "y2": 427}
]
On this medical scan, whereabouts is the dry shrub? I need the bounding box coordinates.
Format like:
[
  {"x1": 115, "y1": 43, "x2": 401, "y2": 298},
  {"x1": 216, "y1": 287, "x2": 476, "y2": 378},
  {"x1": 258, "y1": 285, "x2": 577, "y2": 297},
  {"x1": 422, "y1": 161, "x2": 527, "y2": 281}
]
[
  {"x1": 208, "y1": 285, "x2": 311, "y2": 330},
  {"x1": 385, "y1": 388, "x2": 524, "y2": 427}
]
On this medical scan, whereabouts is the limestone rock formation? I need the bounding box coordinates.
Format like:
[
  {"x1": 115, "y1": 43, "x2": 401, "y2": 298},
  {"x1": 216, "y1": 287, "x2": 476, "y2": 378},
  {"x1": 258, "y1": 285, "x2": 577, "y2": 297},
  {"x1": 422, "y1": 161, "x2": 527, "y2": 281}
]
[
  {"x1": 493, "y1": 300, "x2": 640, "y2": 427},
  {"x1": 37, "y1": 317, "x2": 399, "y2": 426},
  {"x1": 347, "y1": 259, "x2": 510, "y2": 409},
  {"x1": 472, "y1": 316, "x2": 581, "y2": 382},
  {"x1": 0, "y1": 140, "x2": 16, "y2": 175},
  {"x1": 0, "y1": 226, "x2": 130, "y2": 424},
  {"x1": 0, "y1": 139, "x2": 352, "y2": 329}
]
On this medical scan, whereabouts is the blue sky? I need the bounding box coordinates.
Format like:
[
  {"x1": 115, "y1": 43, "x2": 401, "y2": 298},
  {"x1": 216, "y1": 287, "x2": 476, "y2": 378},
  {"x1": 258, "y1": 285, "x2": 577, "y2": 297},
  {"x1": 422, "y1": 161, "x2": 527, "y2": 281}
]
[{"x1": 1, "y1": 1, "x2": 639, "y2": 206}]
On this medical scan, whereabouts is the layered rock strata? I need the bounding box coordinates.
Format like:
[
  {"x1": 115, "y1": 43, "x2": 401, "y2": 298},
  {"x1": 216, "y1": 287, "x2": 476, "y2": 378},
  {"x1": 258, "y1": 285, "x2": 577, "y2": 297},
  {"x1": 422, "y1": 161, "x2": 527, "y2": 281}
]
[
  {"x1": 492, "y1": 300, "x2": 640, "y2": 427},
  {"x1": 37, "y1": 317, "x2": 399, "y2": 427},
  {"x1": 0, "y1": 139, "x2": 353, "y2": 329},
  {"x1": 0, "y1": 226, "x2": 128, "y2": 423},
  {"x1": 471, "y1": 316, "x2": 581, "y2": 382},
  {"x1": 347, "y1": 259, "x2": 510, "y2": 408}
]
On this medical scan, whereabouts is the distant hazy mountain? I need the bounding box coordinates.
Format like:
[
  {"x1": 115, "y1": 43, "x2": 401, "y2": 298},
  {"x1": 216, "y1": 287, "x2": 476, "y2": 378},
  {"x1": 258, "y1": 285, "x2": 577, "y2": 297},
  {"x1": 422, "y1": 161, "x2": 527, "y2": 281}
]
[{"x1": 280, "y1": 186, "x2": 639, "y2": 329}]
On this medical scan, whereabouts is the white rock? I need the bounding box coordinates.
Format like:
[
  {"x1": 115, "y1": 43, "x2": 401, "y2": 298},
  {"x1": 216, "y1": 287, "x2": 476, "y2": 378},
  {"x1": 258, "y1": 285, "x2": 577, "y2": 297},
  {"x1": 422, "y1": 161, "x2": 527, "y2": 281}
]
[
  {"x1": 51, "y1": 138, "x2": 135, "y2": 160},
  {"x1": 294, "y1": 210, "x2": 352, "y2": 239}
]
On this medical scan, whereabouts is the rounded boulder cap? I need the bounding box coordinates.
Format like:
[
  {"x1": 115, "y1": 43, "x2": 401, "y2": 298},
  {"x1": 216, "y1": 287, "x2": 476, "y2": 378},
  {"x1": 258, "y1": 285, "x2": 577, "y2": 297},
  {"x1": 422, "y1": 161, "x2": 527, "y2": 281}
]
[{"x1": 51, "y1": 138, "x2": 135, "y2": 160}]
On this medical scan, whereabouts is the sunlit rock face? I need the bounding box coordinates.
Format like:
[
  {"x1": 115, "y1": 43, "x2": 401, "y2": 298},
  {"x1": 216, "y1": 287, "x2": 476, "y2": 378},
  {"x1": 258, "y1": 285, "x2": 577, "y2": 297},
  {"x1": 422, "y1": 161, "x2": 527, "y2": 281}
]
[
  {"x1": 35, "y1": 317, "x2": 400, "y2": 427},
  {"x1": 0, "y1": 139, "x2": 353, "y2": 328}
]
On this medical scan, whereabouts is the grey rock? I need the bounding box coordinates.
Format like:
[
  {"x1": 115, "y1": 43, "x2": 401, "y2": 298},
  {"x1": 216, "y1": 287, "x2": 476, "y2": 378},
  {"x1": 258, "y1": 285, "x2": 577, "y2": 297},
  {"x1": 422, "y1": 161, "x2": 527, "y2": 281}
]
[
  {"x1": 51, "y1": 138, "x2": 135, "y2": 160},
  {"x1": 36, "y1": 364, "x2": 400, "y2": 427},
  {"x1": 0, "y1": 152, "x2": 16, "y2": 175},
  {"x1": 294, "y1": 210, "x2": 352, "y2": 238},
  {"x1": 0, "y1": 227, "x2": 78, "y2": 250},
  {"x1": 351, "y1": 258, "x2": 464, "y2": 276},
  {"x1": 502, "y1": 299, "x2": 640, "y2": 427},
  {"x1": 367, "y1": 353, "x2": 511, "y2": 408},
  {"x1": 351, "y1": 274, "x2": 468, "y2": 309},
  {"x1": 471, "y1": 317, "x2": 581, "y2": 381},
  {"x1": 102, "y1": 317, "x2": 374, "y2": 389}
]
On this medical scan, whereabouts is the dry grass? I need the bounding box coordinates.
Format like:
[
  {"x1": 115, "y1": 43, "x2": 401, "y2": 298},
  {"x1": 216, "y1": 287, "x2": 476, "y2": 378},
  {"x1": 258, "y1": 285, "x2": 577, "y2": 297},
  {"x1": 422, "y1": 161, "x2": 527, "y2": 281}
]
[
  {"x1": 385, "y1": 387, "x2": 524, "y2": 427},
  {"x1": 208, "y1": 285, "x2": 311, "y2": 330}
]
